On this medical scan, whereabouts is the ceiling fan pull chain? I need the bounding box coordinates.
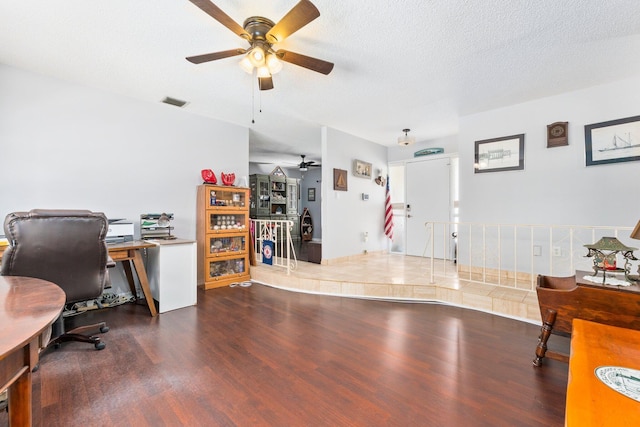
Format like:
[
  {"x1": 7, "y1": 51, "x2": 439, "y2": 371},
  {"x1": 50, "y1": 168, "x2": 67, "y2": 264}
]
[{"x1": 251, "y1": 73, "x2": 256, "y2": 124}]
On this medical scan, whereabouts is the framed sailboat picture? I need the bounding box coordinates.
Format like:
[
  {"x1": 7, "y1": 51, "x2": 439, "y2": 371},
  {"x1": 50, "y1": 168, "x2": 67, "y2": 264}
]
[{"x1": 585, "y1": 115, "x2": 640, "y2": 166}]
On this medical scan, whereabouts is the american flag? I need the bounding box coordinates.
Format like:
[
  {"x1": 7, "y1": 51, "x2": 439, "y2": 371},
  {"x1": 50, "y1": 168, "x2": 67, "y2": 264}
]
[{"x1": 384, "y1": 176, "x2": 394, "y2": 240}]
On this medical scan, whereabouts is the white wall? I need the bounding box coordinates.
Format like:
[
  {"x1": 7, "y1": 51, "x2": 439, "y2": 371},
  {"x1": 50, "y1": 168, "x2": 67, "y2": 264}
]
[
  {"x1": 459, "y1": 76, "x2": 640, "y2": 228},
  {"x1": 321, "y1": 127, "x2": 389, "y2": 260},
  {"x1": 0, "y1": 64, "x2": 249, "y2": 239}
]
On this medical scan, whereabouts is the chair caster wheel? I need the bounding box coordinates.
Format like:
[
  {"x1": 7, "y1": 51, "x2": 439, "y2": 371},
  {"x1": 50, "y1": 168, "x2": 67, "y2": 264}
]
[
  {"x1": 95, "y1": 341, "x2": 106, "y2": 350},
  {"x1": 100, "y1": 326, "x2": 110, "y2": 333}
]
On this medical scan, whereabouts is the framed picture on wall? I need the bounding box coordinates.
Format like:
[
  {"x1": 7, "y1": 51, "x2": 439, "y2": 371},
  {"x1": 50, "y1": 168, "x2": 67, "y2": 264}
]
[
  {"x1": 353, "y1": 159, "x2": 372, "y2": 178},
  {"x1": 585, "y1": 115, "x2": 640, "y2": 166},
  {"x1": 308, "y1": 188, "x2": 316, "y2": 201},
  {"x1": 333, "y1": 168, "x2": 348, "y2": 191},
  {"x1": 474, "y1": 134, "x2": 525, "y2": 173}
]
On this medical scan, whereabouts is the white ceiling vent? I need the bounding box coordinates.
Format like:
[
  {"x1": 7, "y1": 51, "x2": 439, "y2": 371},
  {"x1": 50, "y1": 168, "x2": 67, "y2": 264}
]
[{"x1": 161, "y1": 97, "x2": 188, "y2": 107}]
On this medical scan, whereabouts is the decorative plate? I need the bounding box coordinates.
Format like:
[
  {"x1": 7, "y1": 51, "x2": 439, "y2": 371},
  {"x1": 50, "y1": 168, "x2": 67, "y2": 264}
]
[
  {"x1": 414, "y1": 147, "x2": 444, "y2": 157},
  {"x1": 595, "y1": 366, "x2": 640, "y2": 402}
]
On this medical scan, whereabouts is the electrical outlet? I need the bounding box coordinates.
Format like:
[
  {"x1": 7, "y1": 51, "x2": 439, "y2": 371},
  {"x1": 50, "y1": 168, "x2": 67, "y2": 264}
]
[
  {"x1": 553, "y1": 246, "x2": 562, "y2": 257},
  {"x1": 533, "y1": 245, "x2": 542, "y2": 256}
]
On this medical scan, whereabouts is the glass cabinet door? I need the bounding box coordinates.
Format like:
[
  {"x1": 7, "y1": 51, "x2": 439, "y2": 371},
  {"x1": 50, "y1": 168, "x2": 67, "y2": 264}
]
[
  {"x1": 208, "y1": 235, "x2": 246, "y2": 256},
  {"x1": 258, "y1": 180, "x2": 269, "y2": 209},
  {"x1": 207, "y1": 187, "x2": 246, "y2": 208},
  {"x1": 287, "y1": 179, "x2": 298, "y2": 214},
  {"x1": 208, "y1": 257, "x2": 246, "y2": 279},
  {"x1": 208, "y1": 213, "x2": 247, "y2": 231}
]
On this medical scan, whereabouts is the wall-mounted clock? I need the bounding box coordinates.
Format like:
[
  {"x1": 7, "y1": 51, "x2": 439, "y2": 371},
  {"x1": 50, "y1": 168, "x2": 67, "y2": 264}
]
[{"x1": 547, "y1": 122, "x2": 568, "y2": 147}]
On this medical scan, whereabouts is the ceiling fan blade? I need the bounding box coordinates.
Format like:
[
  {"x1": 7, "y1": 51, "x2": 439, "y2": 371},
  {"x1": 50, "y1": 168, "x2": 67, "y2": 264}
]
[
  {"x1": 186, "y1": 48, "x2": 246, "y2": 64},
  {"x1": 258, "y1": 76, "x2": 274, "y2": 91},
  {"x1": 276, "y1": 50, "x2": 334, "y2": 75},
  {"x1": 188, "y1": 0, "x2": 250, "y2": 40},
  {"x1": 266, "y1": 0, "x2": 320, "y2": 43}
]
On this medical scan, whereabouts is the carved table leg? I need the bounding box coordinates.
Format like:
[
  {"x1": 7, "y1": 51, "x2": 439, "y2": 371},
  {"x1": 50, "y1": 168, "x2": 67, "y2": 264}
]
[{"x1": 533, "y1": 309, "x2": 557, "y2": 367}]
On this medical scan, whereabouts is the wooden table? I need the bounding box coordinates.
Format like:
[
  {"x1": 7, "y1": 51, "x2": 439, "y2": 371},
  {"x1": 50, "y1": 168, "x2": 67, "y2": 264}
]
[
  {"x1": 566, "y1": 319, "x2": 640, "y2": 426},
  {"x1": 107, "y1": 240, "x2": 158, "y2": 317},
  {"x1": 0, "y1": 276, "x2": 65, "y2": 426}
]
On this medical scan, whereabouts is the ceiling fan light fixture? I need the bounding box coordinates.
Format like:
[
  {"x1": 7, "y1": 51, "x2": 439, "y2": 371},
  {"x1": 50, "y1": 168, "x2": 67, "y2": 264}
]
[
  {"x1": 248, "y1": 46, "x2": 265, "y2": 67},
  {"x1": 397, "y1": 128, "x2": 416, "y2": 146},
  {"x1": 256, "y1": 66, "x2": 271, "y2": 78},
  {"x1": 266, "y1": 53, "x2": 283, "y2": 74},
  {"x1": 239, "y1": 56, "x2": 254, "y2": 74}
]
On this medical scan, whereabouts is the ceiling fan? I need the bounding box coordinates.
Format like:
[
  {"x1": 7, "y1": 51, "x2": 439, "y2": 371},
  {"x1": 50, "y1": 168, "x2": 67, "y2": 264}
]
[
  {"x1": 299, "y1": 154, "x2": 321, "y2": 171},
  {"x1": 186, "y1": 0, "x2": 334, "y2": 91}
]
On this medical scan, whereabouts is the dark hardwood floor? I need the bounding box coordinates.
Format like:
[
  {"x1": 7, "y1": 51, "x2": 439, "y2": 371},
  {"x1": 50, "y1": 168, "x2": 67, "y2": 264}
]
[{"x1": 3, "y1": 284, "x2": 568, "y2": 426}]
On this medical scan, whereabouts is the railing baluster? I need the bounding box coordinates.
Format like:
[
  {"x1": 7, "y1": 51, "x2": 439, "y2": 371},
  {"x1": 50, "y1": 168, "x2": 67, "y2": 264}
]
[{"x1": 250, "y1": 218, "x2": 297, "y2": 274}]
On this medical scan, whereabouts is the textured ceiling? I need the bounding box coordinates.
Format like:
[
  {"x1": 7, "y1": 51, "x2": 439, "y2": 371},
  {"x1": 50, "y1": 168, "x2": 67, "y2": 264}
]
[{"x1": 1, "y1": 0, "x2": 640, "y2": 165}]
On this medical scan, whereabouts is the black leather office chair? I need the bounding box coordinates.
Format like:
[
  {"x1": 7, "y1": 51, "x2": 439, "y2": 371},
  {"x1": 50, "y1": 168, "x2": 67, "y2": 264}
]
[{"x1": 1, "y1": 209, "x2": 113, "y2": 350}]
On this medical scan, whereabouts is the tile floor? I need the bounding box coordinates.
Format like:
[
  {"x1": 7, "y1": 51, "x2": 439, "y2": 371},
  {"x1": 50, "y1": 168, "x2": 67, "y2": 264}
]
[{"x1": 250, "y1": 252, "x2": 543, "y2": 324}]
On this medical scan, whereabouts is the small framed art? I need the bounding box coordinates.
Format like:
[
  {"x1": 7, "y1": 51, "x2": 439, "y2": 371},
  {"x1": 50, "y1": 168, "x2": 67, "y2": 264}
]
[
  {"x1": 333, "y1": 168, "x2": 348, "y2": 191},
  {"x1": 585, "y1": 115, "x2": 640, "y2": 166},
  {"x1": 353, "y1": 159, "x2": 372, "y2": 178},
  {"x1": 474, "y1": 134, "x2": 525, "y2": 173}
]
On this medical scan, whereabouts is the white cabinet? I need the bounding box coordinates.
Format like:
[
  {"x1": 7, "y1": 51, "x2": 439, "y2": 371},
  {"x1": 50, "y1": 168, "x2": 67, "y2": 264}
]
[{"x1": 146, "y1": 239, "x2": 197, "y2": 313}]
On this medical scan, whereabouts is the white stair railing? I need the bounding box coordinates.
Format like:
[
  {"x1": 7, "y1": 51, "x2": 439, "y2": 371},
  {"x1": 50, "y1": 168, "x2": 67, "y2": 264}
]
[
  {"x1": 423, "y1": 221, "x2": 637, "y2": 291},
  {"x1": 251, "y1": 219, "x2": 297, "y2": 274}
]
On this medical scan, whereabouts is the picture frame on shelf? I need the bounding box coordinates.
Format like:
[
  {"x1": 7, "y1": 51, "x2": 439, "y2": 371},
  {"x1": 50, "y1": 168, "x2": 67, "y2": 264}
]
[
  {"x1": 308, "y1": 187, "x2": 316, "y2": 202},
  {"x1": 333, "y1": 168, "x2": 348, "y2": 191},
  {"x1": 474, "y1": 134, "x2": 525, "y2": 173},
  {"x1": 353, "y1": 159, "x2": 372, "y2": 178},
  {"x1": 585, "y1": 115, "x2": 640, "y2": 166}
]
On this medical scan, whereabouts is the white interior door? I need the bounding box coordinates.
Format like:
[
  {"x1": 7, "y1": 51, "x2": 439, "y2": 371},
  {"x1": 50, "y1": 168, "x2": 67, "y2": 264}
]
[{"x1": 405, "y1": 157, "x2": 451, "y2": 258}]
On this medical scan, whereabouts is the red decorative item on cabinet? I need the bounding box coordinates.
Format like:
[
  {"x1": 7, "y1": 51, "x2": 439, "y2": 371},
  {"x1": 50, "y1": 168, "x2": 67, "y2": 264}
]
[
  {"x1": 221, "y1": 172, "x2": 235, "y2": 186},
  {"x1": 201, "y1": 169, "x2": 217, "y2": 184}
]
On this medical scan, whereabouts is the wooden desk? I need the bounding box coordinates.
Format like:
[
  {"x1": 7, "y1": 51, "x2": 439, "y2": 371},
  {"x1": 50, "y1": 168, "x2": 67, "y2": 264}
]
[
  {"x1": 107, "y1": 241, "x2": 158, "y2": 317},
  {"x1": 566, "y1": 319, "x2": 640, "y2": 426},
  {"x1": 1, "y1": 241, "x2": 158, "y2": 317},
  {"x1": 0, "y1": 276, "x2": 65, "y2": 426},
  {"x1": 534, "y1": 271, "x2": 640, "y2": 366}
]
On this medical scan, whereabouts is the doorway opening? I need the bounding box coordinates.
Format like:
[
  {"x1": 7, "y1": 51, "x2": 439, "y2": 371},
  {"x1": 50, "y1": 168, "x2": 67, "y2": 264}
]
[{"x1": 388, "y1": 156, "x2": 459, "y2": 256}]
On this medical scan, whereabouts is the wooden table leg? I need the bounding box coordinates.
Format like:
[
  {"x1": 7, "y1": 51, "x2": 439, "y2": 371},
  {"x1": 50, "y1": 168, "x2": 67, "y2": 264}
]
[
  {"x1": 121, "y1": 261, "x2": 138, "y2": 298},
  {"x1": 131, "y1": 250, "x2": 158, "y2": 317},
  {"x1": 8, "y1": 367, "x2": 31, "y2": 427},
  {"x1": 533, "y1": 309, "x2": 557, "y2": 367}
]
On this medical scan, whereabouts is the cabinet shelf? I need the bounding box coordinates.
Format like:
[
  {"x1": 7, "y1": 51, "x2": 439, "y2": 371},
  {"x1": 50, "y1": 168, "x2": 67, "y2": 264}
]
[{"x1": 301, "y1": 208, "x2": 313, "y2": 241}]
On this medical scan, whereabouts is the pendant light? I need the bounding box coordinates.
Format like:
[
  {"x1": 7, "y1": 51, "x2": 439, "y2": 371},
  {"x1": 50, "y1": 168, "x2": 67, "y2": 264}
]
[{"x1": 398, "y1": 128, "x2": 416, "y2": 146}]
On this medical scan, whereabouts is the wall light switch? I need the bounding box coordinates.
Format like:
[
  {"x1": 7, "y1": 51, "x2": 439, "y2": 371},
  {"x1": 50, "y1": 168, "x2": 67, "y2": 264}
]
[{"x1": 533, "y1": 245, "x2": 542, "y2": 256}]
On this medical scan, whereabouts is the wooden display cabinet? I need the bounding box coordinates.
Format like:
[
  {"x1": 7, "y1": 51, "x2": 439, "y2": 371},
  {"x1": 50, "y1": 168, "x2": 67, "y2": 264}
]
[{"x1": 197, "y1": 184, "x2": 250, "y2": 289}]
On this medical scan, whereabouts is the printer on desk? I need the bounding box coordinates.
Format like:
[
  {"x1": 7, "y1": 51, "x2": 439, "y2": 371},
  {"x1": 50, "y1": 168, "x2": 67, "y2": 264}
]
[{"x1": 106, "y1": 219, "x2": 134, "y2": 243}]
